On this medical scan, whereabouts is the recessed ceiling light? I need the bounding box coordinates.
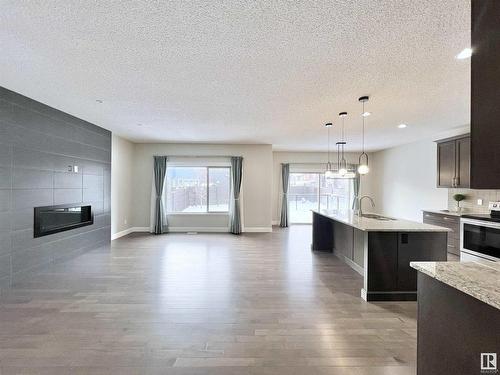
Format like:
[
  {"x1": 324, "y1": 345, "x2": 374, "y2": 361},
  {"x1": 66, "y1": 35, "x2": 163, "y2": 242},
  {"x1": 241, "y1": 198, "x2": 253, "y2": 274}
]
[
  {"x1": 96, "y1": 99, "x2": 103, "y2": 103},
  {"x1": 456, "y1": 48, "x2": 472, "y2": 60},
  {"x1": 362, "y1": 111, "x2": 371, "y2": 117},
  {"x1": 398, "y1": 123, "x2": 407, "y2": 129}
]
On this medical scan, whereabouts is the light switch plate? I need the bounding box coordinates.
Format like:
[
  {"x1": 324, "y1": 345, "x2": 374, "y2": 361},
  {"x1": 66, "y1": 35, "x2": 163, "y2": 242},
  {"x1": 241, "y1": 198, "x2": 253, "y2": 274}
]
[{"x1": 477, "y1": 199, "x2": 483, "y2": 205}]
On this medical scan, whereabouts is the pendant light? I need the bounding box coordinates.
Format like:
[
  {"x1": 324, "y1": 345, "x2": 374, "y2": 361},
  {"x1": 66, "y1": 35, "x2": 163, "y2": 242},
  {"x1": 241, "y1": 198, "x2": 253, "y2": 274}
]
[
  {"x1": 358, "y1": 96, "x2": 370, "y2": 175},
  {"x1": 337, "y1": 112, "x2": 348, "y2": 176},
  {"x1": 325, "y1": 122, "x2": 335, "y2": 179}
]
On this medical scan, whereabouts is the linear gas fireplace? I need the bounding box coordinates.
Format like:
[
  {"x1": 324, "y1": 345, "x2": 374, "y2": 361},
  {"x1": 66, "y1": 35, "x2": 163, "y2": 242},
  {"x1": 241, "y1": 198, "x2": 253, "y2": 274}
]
[{"x1": 34, "y1": 204, "x2": 93, "y2": 238}]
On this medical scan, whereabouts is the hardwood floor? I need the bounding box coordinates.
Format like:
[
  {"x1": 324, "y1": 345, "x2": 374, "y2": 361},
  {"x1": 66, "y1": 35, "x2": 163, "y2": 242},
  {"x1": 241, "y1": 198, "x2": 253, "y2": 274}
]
[{"x1": 0, "y1": 225, "x2": 417, "y2": 374}]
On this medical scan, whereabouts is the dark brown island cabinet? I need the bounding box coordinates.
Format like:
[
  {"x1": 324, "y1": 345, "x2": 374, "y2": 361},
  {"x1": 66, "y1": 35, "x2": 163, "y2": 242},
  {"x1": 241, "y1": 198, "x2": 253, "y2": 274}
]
[
  {"x1": 436, "y1": 134, "x2": 470, "y2": 188},
  {"x1": 470, "y1": 0, "x2": 500, "y2": 189},
  {"x1": 311, "y1": 211, "x2": 448, "y2": 301}
]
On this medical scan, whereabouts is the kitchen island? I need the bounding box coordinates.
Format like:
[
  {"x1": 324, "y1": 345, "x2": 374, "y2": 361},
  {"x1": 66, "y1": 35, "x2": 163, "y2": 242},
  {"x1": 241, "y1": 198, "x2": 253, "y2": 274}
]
[
  {"x1": 312, "y1": 210, "x2": 449, "y2": 301},
  {"x1": 410, "y1": 261, "x2": 500, "y2": 375}
]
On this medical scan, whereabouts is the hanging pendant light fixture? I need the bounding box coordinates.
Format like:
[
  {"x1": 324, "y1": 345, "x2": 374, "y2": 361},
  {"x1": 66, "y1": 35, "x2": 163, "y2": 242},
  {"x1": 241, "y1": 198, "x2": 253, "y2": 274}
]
[
  {"x1": 325, "y1": 122, "x2": 335, "y2": 179},
  {"x1": 337, "y1": 112, "x2": 348, "y2": 176},
  {"x1": 358, "y1": 96, "x2": 370, "y2": 175}
]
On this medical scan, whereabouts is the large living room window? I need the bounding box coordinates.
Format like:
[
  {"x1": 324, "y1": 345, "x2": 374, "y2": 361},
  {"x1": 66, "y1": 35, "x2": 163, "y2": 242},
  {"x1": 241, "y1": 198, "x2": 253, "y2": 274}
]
[
  {"x1": 166, "y1": 166, "x2": 231, "y2": 213},
  {"x1": 288, "y1": 172, "x2": 353, "y2": 224}
]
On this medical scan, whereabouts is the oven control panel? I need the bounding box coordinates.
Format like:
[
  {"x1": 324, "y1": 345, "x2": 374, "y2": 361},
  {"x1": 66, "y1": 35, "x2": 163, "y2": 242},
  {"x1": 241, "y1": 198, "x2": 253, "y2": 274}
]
[{"x1": 488, "y1": 201, "x2": 500, "y2": 211}]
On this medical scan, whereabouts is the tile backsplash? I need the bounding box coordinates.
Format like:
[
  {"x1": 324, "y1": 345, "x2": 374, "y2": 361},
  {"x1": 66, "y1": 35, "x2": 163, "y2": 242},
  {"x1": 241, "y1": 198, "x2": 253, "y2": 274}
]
[{"x1": 448, "y1": 188, "x2": 500, "y2": 213}]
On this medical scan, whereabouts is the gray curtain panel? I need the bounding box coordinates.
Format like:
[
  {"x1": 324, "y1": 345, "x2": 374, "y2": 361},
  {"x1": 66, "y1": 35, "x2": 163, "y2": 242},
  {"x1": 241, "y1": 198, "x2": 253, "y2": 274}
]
[
  {"x1": 230, "y1": 156, "x2": 243, "y2": 234},
  {"x1": 153, "y1": 156, "x2": 168, "y2": 234},
  {"x1": 280, "y1": 163, "x2": 290, "y2": 227},
  {"x1": 351, "y1": 164, "x2": 360, "y2": 210}
]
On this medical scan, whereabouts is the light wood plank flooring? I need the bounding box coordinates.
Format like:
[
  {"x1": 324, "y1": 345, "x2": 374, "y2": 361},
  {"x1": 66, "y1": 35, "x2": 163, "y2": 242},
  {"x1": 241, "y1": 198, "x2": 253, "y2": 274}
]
[{"x1": 0, "y1": 225, "x2": 417, "y2": 374}]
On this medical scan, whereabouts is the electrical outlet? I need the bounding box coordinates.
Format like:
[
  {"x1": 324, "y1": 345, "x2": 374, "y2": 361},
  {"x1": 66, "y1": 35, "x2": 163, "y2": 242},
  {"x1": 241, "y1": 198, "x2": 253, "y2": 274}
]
[{"x1": 477, "y1": 199, "x2": 483, "y2": 206}]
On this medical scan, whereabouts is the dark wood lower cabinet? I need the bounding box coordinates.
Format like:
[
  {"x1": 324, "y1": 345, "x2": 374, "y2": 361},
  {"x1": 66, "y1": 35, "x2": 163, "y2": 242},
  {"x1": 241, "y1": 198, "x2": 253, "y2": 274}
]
[
  {"x1": 333, "y1": 221, "x2": 353, "y2": 259},
  {"x1": 311, "y1": 212, "x2": 333, "y2": 252},
  {"x1": 417, "y1": 273, "x2": 500, "y2": 375},
  {"x1": 367, "y1": 232, "x2": 398, "y2": 291},
  {"x1": 423, "y1": 211, "x2": 460, "y2": 256},
  {"x1": 364, "y1": 232, "x2": 447, "y2": 301}
]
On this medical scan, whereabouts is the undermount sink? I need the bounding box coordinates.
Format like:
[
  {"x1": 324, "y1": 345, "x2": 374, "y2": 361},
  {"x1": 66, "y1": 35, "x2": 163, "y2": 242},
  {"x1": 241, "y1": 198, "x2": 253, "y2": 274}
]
[{"x1": 361, "y1": 213, "x2": 397, "y2": 221}]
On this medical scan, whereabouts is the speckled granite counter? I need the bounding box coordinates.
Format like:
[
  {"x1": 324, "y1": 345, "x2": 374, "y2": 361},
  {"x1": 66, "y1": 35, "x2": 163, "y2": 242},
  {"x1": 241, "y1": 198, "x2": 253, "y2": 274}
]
[
  {"x1": 313, "y1": 210, "x2": 450, "y2": 232},
  {"x1": 410, "y1": 261, "x2": 500, "y2": 310}
]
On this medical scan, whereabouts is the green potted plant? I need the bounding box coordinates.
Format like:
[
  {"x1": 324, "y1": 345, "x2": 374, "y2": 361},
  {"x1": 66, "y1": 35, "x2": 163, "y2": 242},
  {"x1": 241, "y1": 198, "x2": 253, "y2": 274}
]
[{"x1": 453, "y1": 194, "x2": 466, "y2": 212}]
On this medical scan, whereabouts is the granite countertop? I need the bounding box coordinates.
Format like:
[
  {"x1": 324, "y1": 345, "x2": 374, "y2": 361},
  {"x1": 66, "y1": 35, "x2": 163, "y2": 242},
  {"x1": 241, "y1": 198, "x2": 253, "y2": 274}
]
[
  {"x1": 313, "y1": 210, "x2": 450, "y2": 232},
  {"x1": 411, "y1": 261, "x2": 500, "y2": 310}
]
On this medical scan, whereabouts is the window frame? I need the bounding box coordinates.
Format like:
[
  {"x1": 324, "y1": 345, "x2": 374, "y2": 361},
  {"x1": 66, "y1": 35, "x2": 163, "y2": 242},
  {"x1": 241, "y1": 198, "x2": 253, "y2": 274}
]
[{"x1": 165, "y1": 165, "x2": 231, "y2": 215}]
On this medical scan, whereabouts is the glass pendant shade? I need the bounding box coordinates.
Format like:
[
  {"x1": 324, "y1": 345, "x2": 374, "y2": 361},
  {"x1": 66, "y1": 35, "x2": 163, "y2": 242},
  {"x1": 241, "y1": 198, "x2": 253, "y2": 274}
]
[
  {"x1": 358, "y1": 152, "x2": 369, "y2": 175},
  {"x1": 358, "y1": 164, "x2": 369, "y2": 175}
]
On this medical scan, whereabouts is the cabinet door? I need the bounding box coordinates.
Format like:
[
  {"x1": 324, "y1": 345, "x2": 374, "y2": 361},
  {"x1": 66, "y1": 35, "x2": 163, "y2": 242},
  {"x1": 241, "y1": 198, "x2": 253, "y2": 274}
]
[
  {"x1": 367, "y1": 232, "x2": 398, "y2": 291},
  {"x1": 437, "y1": 141, "x2": 456, "y2": 187},
  {"x1": 333, "y1": 221, "x2": 353, "y2": 259},
  {"x1": 456, "y1": 136, "x2": 470, "y2": 188},
  {"x1": 397, "y1": 232, "x2": 448, "y2": 291}
]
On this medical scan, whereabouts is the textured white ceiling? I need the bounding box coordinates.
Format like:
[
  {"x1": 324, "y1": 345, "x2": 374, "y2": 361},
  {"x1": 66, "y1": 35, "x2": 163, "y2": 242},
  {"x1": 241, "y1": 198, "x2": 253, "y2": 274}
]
[{"x1": 0, "y1": 0, "x2": 470, "y2": 151}]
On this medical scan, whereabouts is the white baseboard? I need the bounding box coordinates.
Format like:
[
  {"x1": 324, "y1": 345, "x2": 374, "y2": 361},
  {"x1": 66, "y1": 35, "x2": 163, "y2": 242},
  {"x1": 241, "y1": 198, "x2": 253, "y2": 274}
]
[
  {"x1": 243, "y1": 227, "x2": 273, "y2": 233},
  {"x1": 271, "y1": 220, "x2": 280, "y2": 225},
  {"x1": 168, "y1": 227, "x2": 229, "y2": 233},
  {"x1": 133, "y1": 227, "x2": 150, "y2": 232},
  {"x1": 111, "y1": 227, "x2": 134, "y2": 240},
  {"x1": 112, "y1": 225, "x2": 272, "y2": 239},
  {"x1": 111, "y1": 226, "x2": 149, "y2": 240}
]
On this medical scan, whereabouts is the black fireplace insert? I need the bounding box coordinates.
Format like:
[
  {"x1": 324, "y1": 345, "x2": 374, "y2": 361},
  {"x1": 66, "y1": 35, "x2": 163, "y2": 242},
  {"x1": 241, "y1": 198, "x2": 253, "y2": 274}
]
[{"x1": 34, "y1": 204, "x2": 93, "y2": 238}]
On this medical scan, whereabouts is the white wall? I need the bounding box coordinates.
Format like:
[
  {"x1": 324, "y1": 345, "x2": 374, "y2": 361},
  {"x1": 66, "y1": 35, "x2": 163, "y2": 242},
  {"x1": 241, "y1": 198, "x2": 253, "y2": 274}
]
[
  {"x1": 272, "y1": 151, "x2": 375, "y2": 223},
  {"x1": 111, "y1": 134, "x2": 135, "y2": 237},
  {"x1": 132, "y1": 143, "x2": 273, "y2": 231},
  {"x1": 371, "y1": 138, "x2": 448, "y2": 221}
]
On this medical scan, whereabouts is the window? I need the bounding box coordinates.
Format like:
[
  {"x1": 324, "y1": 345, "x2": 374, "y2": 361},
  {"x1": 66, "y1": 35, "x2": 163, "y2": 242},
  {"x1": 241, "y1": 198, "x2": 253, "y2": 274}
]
[
  {"x1": 166, "y1": 166, "x2": 231, "y2": 213},
  {"x1": 288, "y1": 172, "x2": 353, "y2": 223}
]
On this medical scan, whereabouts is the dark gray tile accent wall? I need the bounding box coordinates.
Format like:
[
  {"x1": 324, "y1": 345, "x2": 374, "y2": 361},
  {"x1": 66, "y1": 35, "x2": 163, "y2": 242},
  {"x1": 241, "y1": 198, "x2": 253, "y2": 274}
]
[{"x1": 0, "y1": 87, "x2": 111, "y2": 292}]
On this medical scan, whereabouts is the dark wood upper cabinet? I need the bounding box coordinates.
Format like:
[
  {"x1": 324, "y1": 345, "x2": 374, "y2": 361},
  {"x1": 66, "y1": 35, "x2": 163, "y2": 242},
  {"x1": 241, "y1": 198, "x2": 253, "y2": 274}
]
[
  {"x1": 436, "y1": 135, "x2": 470, "y2": 188},
  {"x1": 456, "y1": 136, "x2": 470, "y2": 188},
  {"x1": 470, "y1": 0, "x2": 500, "y2": 189}
]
